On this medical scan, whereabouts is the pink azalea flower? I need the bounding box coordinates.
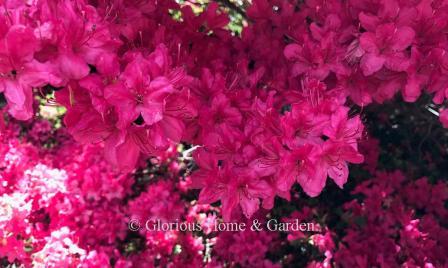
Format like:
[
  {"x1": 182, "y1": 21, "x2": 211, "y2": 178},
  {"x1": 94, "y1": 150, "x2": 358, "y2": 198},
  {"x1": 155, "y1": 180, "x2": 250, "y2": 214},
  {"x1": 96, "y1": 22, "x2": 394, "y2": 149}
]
[
  {"x1": 46, "y1": 0, "x2": 121, "y2": 80},
  {"x1": 323, "y1": 107, "x2": 364, "y2": 145},
  {"x1": 249, "y1": 137, "x2": 285, "y2": 178},
  {"x1": 55, "y1": 82, "x2": 114, "y2": 144},
  {"x1": 0, "y1": 25, "x2": 61, "y2": 120},
  {"x1": 104, "y1": 52, "x2": 174, "y2": 129},
  {"x1": 279, "y1": 144, "x2": 327, "y2": 197},
  {"x1": 281, "y1": 102, "x2": 325, "y2": 147},
  {"x1": 192, "y1": 149, "x2": 270, "y2": 220},
  {"x1": 403, "y1": 47, "x2": 426, "y2": 102},
  {"x1": 284, "y1": 34, "x2": 348, "y2": 80},
  {"x1": 199, "y1": 93, "x2": 242, "y2": 129},
  {"x1": 359, "y1": 23, "x2": 415, "y2": 76},
  {"x1": 321, "y1": 141, "x2": 364, "y2": 188},
  {"x1": 103, "y1": 126, "x2": 164, "y2": 172}
]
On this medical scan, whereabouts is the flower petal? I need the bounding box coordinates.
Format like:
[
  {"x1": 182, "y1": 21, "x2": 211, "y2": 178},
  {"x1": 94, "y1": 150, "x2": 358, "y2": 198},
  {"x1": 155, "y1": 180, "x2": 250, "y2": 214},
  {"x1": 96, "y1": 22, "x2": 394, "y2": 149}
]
[{"x1": 360, "y1": 53, "x2": 385, "y2": 76}]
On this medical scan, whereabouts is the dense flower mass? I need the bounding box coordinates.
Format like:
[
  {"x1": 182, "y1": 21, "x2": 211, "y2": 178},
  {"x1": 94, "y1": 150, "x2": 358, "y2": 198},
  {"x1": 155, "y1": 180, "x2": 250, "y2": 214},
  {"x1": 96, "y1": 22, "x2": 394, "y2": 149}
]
[
  {"x1": 1, "y1": 0, "x2": 448, "y2": 266},
  {"x1": 1, "y1": 116, "x2": 447, "y2": 267},
  {"x1": 1, "y1": 0, "x2": 448, "y2": 219}
]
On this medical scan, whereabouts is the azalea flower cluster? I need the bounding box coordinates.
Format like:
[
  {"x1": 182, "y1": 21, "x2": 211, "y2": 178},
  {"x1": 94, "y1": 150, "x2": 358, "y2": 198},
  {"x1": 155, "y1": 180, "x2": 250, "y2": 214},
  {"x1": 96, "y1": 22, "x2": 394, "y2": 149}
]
[
  {"x1": 1, "y1": 120, "x2": 130, "y2": 266},
  {"x1": 3, "y1": 118, "x2": 447, "y2": 267},
  {"x1": 334, "y1": 171, "x2": 448, "y2": 267},
  {"x1": 283, "y1": 171, "x2": 448, "y2": 268},
  {"x1": 2, "y1": 0, "x2": 448, "y2": 220},
  {"x1": 0, "y1": 119, "x2": 283, "y2": 267},
  {"x1": 265, "y1": 133, "x2": 448, "y2": 267}
]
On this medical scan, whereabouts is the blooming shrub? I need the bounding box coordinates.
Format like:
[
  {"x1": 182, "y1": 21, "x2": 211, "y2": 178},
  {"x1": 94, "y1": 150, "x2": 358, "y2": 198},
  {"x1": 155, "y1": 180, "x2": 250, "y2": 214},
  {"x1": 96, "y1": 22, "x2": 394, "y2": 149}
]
[{"x1": 1, "y1": 0, "x2": 448, "y2": 267}]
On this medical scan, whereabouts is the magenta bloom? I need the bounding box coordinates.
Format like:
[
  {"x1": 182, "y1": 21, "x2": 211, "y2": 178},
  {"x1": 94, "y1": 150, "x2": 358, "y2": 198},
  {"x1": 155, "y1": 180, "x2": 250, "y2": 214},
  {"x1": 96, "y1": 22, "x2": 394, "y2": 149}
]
[
  {"x1": 359, "y1": 23, "x2": 415, "y2": 76},
  {"x1": 191, "y1": 149, "x2": 270, "y2": 220},
  {"x1": 321, "y1": 141, "x2": 364, "y2": 187},
  {"x1": 281, "y1": 102, "x2": 325, "y2": 147},
  {"x1": 0, "y1": 25, "x2": 61, "y2": 119},
  {"x1": 278, "y1": 144, "x2": 327, "y2": 197},
  {"x1": 104, "y1": 48, "x2": 175, "y2": 129},
  {"x1": 322, "y1": 107, "x2": 364, "y2": 187},
  {"x1": 284, "y1": 35, "x2": 348, "y2": 80}
]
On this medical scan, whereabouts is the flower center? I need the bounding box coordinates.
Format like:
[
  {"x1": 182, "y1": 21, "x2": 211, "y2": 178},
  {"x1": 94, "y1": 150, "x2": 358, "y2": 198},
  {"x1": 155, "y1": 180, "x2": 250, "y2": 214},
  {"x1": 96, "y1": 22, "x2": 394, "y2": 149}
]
[{"x1": 135, "y1": 93, "x2": 144, "y2": 104}]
